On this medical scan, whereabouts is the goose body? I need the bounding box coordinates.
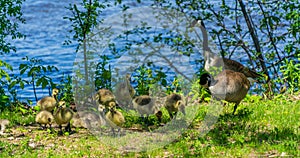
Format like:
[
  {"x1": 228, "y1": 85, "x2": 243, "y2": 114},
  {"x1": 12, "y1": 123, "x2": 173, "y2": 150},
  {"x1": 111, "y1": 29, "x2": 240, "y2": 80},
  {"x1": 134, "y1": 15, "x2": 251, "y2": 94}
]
[
  {"x1": 200, "y1": 70, "x2": 250, "y2": 114},
  {"x1": 37, "y1": 88, "x2": 59, "y2": 113},
  {"x1": 132, "y1": 95, "x2": 162, "y2": 124},
  {"x1": 205, "y1": 53, "x2": 261, "y2": 80},
  {"x1": 105, "y1": 107, "x2": 125, "y2": 136},
  {"x1": 35, "y1": 110, "x2": 55, "y2": 129},
  {"x1": 165, "y1": 93, "x2": 186, "y2": 119},
  {"x1": 94, "y1": 89, "x2": 116, "y2": 109},
  {"x1": 132, "y1": 95, "x2": 157, "y2": 116},
  {"x1": 54, "y1": 101, "x2": 74, "y2": 134}
]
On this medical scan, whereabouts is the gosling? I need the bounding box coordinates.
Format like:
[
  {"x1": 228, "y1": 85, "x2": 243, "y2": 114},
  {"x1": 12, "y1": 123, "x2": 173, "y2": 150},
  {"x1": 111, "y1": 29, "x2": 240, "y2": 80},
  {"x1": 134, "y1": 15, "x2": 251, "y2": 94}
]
[
  {"x1": 0, "y1": 119, "x2": 10, "y2": 135},
  {"x1": 114, "y1": 74, "x2": 135, "y2": 109},
  {"x1": 37, "y1": 88, "x2": 59, "y2": 113},
  {"x1": 132, "y1": 95, "x2": 161, "y2": 124},
  {"x1": 94, "y1": 89, "x2": 116, "y2": 110},
  {"x1": 200, "y1": 70, "x2": 250, "y2": 114},
  {"x1": 164, "y1": 93, "x2": 186, "y2": 119},
  {"x1": 54, "y1": 101, "x2": 74, "y2": 134},
  {"x1": 105, "y1": 106, "x2": 125, "y2": 137},
  {"x1": 35, "y1": 110, "x2": 55, "y2": 130}
]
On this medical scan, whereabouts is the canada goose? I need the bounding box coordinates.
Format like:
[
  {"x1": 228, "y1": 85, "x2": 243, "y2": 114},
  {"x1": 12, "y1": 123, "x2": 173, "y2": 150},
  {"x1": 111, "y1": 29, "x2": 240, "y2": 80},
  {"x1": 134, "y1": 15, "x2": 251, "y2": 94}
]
[
  {"x1": 164, "y1": 93, "x2": 186, "y2": 119},
  {"x1": 35, "y1": 110, "x2": 55, "y2": 130},
  {"x1": 191, "y1": 20, "x2": 262, "y2": 81},
  {"x1": 0, "y1": 119, "x2": 10, "y2": 135},
  {"x1": 105, "y1": 107, "x2": 125, "y2": 137},
  {"x1": 200, "y1": 70, "x2": 250, "y2": 114},
  {"x1": 54, "y1": 101, "x2": 74, "y2": 134},
  {"x1": 94, "y1": 89, "x2": 116, "y2": 109},
  {"x1": 37, "y1": 88, "x2": 59, "y2": 113},
  {"x1": 132, "y1": 95, "x2": 161, "y2": 124},
  {"x1": 114, "y1": 74, "x2": 135, "y2": 109}
]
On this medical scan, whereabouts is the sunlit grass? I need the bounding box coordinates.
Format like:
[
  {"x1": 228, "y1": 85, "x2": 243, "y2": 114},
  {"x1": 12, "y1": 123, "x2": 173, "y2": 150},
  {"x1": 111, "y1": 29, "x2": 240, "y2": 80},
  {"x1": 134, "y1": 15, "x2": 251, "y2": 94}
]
[{"x1": 0, "y1": 94, "x2": 299, "y2": 157}]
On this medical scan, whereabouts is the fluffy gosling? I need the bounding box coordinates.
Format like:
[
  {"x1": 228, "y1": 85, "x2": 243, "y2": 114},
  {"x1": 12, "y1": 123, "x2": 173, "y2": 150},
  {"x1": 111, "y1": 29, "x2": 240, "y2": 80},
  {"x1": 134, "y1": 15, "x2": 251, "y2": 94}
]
[
  {"x1": 94, "y1": 89, "x2": 116, "y2": 110},
  {"x1": 37, "y1": 88, "x2": 59, "y2": 113},
  {"x1": 105, "y1": 107, "x2": 125, "y2": 137},
  {"x1": 54, "y1": 101, "x2": 74, "y2": 134},
  {"x1": 165, "y1": 93, "x2": 186, "y2": 119},
  {"x1": 200, "y1": 70, "x2": 250, "y2": 114},
  {"x1": 35, "y1": 110, "x2": 55, "y2": 130},
  {"x1": 132, "y1": 95, "x2": 161, "y2": 124}
]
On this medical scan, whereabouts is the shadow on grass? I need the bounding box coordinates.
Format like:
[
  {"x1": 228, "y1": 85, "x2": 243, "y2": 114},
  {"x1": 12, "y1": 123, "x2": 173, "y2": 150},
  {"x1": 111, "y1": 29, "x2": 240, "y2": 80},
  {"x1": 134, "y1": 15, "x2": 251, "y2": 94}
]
[{"x1": 203, "y1": 107, "x2": 299, "y2": 150}]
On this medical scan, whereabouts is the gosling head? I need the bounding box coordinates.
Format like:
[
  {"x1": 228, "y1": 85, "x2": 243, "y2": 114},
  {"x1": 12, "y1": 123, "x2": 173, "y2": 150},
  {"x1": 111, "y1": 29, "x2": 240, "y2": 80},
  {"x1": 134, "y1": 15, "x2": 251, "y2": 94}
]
[
  {"x1": 57, "y1": 100, "x2": 66, "y2": 108},
  {"x1": 98, "y1": 104, "x2": 105, "y2": 113},
  {"x1": 52, "y1": 88, "x2": 59, "y2": 97},
  {"x1": 108, "y1": 101, "x2": 117, "y2": 109}
]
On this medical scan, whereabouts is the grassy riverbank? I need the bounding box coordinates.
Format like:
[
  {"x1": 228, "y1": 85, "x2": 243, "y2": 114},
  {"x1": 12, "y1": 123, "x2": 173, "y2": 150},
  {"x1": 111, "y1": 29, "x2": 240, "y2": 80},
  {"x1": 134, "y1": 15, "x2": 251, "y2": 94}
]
[{"x1": 0, "y1": 93, "x2": 299, "y2": 157}]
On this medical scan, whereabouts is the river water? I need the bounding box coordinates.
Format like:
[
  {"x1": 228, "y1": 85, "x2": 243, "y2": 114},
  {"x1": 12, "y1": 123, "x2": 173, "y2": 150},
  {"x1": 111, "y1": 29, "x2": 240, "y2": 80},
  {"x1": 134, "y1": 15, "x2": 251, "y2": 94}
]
[
  {"x1": 3, "y1": 0, "x2": 79, "y2": 104},
  {"x1": 3, "y1": 0, "x2": 285, "y2": 105}
]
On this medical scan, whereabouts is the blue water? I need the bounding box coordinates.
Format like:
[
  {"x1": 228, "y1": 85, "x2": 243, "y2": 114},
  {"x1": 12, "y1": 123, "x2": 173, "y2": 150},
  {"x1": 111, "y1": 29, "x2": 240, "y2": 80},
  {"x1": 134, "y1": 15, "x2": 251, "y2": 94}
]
[
  {"x1": 3, "y1": 0, "x2": 291, "y2": 105},
  {"x1": 4, "y1": 0, "x2": 79, "y2": 104},
  {"x1": 5, "y1": 0, "x2": 186, "y2": 104}
]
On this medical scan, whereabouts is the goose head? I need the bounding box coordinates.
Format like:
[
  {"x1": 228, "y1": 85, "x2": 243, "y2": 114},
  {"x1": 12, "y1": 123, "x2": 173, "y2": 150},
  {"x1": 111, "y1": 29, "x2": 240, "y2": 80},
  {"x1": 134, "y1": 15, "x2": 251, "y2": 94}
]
[
  {"x1": 52, "y1": 88, "x2": 59, "y2": 97},
  {"x1": 199, "y1": 73, "x2": 213, "y2": 88}
]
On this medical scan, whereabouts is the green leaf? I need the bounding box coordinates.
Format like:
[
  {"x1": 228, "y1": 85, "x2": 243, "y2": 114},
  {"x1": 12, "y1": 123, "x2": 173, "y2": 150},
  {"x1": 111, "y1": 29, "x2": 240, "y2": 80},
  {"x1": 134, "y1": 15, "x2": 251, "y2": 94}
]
[
  {"x1": 19, "y1": 63, "x2": 27, "y2": 71},
  {"x1": 20, "y1": 81, "x2": 25, "y2": 89},
  {"x1": 36, "y1": 78, "x2": 42, "y2": 87},
  {"x1": 41, "y1": 77, "x2": 48, "y2": 88},
  {"x1": 9, "y1": 80, "x2": 17, "y2": 90}
]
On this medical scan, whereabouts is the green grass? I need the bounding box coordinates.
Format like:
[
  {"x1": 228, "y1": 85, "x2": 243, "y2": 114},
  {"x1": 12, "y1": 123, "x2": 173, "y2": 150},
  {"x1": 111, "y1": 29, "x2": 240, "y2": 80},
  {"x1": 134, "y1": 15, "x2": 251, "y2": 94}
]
[{"x1": 0, "y1": 94, "x2": 299, "y2": 157}]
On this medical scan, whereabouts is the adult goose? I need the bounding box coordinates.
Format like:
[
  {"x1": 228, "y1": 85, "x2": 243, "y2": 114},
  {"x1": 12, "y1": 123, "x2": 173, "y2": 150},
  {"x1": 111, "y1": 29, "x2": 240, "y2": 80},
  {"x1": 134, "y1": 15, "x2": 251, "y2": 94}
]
[
  {"x1": 200, "y1": 70, "x2": 250, "y2": 114},
  {"x1": 191, "y1": 20, "x2": 262, "y2": 81}
]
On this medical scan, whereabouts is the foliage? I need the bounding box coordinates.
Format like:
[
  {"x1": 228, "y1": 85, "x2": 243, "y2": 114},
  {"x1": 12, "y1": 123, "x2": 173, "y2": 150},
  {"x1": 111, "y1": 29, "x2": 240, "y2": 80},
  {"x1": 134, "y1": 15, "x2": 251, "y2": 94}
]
[
  {"x1": 0, "y1": 0, "x2": 25, "y2": 107},
  {"x1": 64, "y1": 0, "x2": 107, "y2": 50},
  {"x1": 58, "y1": 75, "x2": 74, "y2": 105},
  {"x1": 0, "y1": 0, "x2": 25, "y2": 54},
  {"x1": 277, "y1": 58, "x2": 300, "y2": 93},
  {"x1": 0, "y1": 60, "x2": 13, "y2": 107},
  {"x1": 94, "y1": 55, "x2": 112, "y2": 90},
  {"x1": 64, "y1": 0, "x2": 108, "y2": 87},
  {"x1": 151, "y1": 0, "x2": 299, "y2": 94},
  {"x1": 132, "y1": 63, "x2": 170, "y2": 96},
  {"x1": 19, "y1": 56, "x2": 58, "y2": 101}
]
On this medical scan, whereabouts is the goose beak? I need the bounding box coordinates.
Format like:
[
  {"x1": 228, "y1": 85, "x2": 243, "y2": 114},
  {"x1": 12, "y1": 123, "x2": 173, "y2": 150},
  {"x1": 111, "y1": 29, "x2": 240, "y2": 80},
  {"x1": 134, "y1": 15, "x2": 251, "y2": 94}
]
[{"x1": 247, "y1": 77, "x2": 257, "y2": 84}]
